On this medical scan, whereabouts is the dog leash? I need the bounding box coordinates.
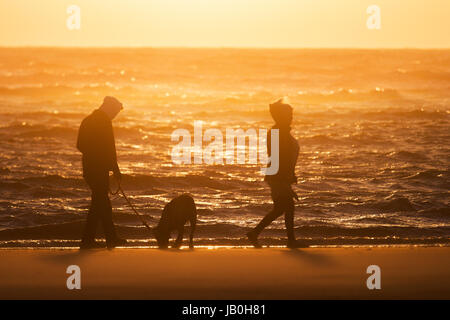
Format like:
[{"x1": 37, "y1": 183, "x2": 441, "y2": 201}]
[{"x1": 110, "y1": 182, "x2": 152, "y2": 232}]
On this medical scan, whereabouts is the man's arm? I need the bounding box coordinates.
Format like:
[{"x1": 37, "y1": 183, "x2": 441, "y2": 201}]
[{"x1": 105, "y1": 119, "x2": 121, "y2": 179}]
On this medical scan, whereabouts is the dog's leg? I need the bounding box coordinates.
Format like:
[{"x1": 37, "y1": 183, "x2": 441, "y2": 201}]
[
  {"x1": 189, "y1": 216, "x2": 196, "y2": 249},
  {"x1": 174, "y1": 225, "x2": 184, "y2": 248}
]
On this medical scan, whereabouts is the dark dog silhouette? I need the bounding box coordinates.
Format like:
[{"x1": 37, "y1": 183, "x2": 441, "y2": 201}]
[{"x1": 154, "y1": 194, "x2": 197, "y2": 249}]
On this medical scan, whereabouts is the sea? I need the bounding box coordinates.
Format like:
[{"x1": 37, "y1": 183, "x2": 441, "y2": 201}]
[{"x1": 0, "y1": 48, "x2": 448, "y2": 247}]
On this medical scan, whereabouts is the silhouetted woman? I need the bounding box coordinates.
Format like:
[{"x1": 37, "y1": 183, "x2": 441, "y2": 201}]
[{"x1": 247, "y1": 99, "x2": 307, "y2": 248}]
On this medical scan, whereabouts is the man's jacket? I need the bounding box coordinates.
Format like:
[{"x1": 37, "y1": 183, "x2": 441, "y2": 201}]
[{"x1": 77, "y1": 109, "x2": 119, "y2": 178}]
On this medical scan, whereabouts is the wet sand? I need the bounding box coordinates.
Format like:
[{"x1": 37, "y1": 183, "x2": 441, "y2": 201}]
[{"x1": 0, "y1": 247, "x2": 449, "y2": 299}]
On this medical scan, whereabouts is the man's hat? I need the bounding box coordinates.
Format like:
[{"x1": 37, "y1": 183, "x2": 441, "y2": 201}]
[{"x1": 100, "y1": 96, "x2": 123, "y2": 119}]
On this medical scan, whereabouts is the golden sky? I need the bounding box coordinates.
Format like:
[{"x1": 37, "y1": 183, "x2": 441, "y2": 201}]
[{"x1": 0, "y1": 0, "x2": 449, "y2": 48}]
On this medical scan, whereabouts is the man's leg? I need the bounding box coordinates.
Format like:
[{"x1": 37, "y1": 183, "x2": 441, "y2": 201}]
[
  {"x1": 97, "y1": 190, "x2": 118, "y2": 244},
  {"x1": 81, "y1": 190, "x2": 101, "y2": 247},
  {"x1": 81, "y1": 172, "x2": 112, "y2": 248},
  {"x1": 93, "y1": 176, "x2": 127, "y2": 248},
  {"x1": 82, "y1": 192, "x2": 100, "y2": 242}
]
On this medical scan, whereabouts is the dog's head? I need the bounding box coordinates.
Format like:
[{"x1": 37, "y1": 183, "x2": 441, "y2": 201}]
[
  {"x1": 154, "y1": 205, "x2": 170, "y2": 249},
  {"x1": 153, "y1": 226, "x2": 169, "y2": 249}
]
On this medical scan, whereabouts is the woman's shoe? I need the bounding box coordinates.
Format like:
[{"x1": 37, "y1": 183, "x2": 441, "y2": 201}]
[
  {"x1": 287, "y1": 239, "x2": 309, "y2": 249},
  {"x1": 247, "y1": 231, "x2": 262, "y2": 248}
]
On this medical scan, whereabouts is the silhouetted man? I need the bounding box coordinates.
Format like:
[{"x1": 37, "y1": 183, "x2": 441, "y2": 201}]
[
  {"x1": 247, "y1": 99, "x2": 307, "y2": 248},
  {"x1": 77, "y1": 96, "x2": 127, "y2": 249}
]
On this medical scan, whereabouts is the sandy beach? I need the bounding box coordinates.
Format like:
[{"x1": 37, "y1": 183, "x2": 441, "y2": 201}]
[{"x1": 0, "y1": 246, "x2": 449, "y2": 300}]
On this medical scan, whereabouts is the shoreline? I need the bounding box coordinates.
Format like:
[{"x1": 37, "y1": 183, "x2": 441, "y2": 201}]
[
  {"x1": 1, "y1": 243, "x2": 450, "y2": 250},
  {"x1": 1, "y1": 238, "x2": 449, "y2": 249}
]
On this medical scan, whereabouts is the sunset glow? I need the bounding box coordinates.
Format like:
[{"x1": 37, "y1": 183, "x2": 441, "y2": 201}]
[{"x1": 0, "y1": 0, "x2": 449, "y2": 48}]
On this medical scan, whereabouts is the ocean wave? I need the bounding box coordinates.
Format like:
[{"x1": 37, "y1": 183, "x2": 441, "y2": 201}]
[
  {"x1": 121, "y1": 173, "x2": 255, "y2": 191},
  {"x1": 0, "y1": 123, "x2": 78, "y2": 139},
  {"x1": 300, "y1": 132, "x2": 391, "y2": 146},
  {"x1": 0, "y1": 220, "x2": 448, "y2": 243},
  {"x1": 335, "y1": 197, "x2": 416, "y2": 213},
  {"x1": 0, "y1": 181, "x2": 30, "y2": 191},
  {"x1": 0, "y1": 176, "x2": 86, "y2": 200},
  {"x1": 28, "y1": 187, "x2": 79, "y2": 198},
  {"x1": 387, "y1": 150, "x2": 430, "y2": 162},
  {"x1": 395, "y1": 69, "x2": 450, "y2": 81},
  {"x1": 0, "y1": 84, "x2": 138, "y2": 96},
  {"x1": 0, "y1": 122, "x2": 170, "y2": 140},
  {"x1": 297, "y1": 88, "x2": 403, "y2": 102},
  {"x1": 405, "y1": 169, "x2": 448, "y2": 181},
  {"x1": 301, "y1": 135, "x2": 340, "y2": 145},
  {"x1": 419, "y1": 207, "x2": 450, "y2": 218},
  {"x1": 18, "y1": 126, "x2": 76, "y2": 139},
  {"x1": 0, "y1": 111, "x2": 86, "y2": 119},
  {"x1": 0, "y1": 172, "x2": 257, "y2": 193}
]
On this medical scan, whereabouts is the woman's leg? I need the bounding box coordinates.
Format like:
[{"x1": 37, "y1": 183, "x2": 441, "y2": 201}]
[
  {"x1": 283, "y1": 197, "x2": 295, "y2": 242},
  {"x1": 251, "y1": 201, "x2": 284, "y2": 236},
  {"x1": 247, "y1": 201, "x2": 284, "y2": 248}
]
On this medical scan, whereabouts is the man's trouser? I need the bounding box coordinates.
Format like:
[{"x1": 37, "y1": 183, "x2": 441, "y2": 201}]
[{"x1": 82, "y1": 170, "x2": 117, "y2": 243}]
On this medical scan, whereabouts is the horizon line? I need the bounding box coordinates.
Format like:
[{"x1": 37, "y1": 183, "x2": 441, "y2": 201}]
[{"x1": 0, "y1": 45, "x2": 449, "y2": 50}]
